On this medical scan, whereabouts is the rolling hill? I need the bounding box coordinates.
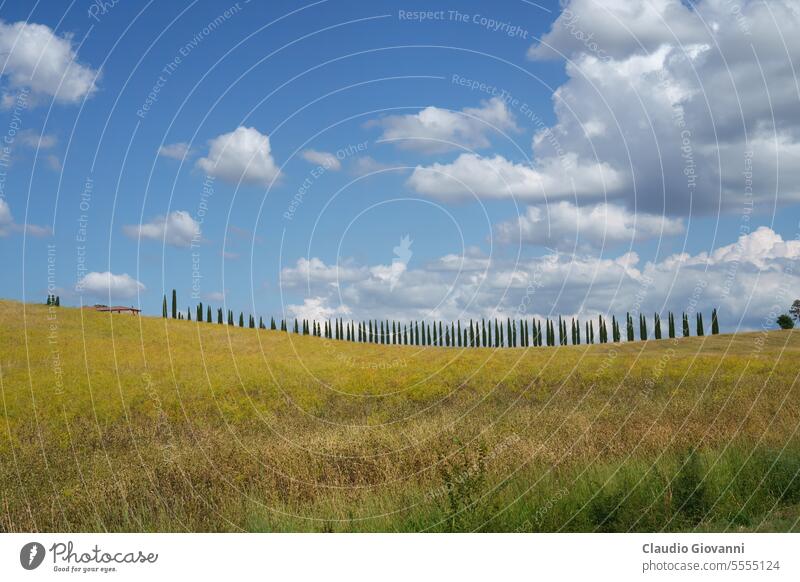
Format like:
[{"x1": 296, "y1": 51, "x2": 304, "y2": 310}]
[{"x1": 1, "y1": 300, "x2": 799, "y2": 532}]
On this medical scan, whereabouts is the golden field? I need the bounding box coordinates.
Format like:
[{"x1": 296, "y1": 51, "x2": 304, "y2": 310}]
[{"x1": 1, "y1": 300, "x2": 799, "y2": 532}]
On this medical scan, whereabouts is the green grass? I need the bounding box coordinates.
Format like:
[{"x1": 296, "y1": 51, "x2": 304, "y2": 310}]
[{"x1": 1, "y1": 300, "x2": 799, "y2": 531}]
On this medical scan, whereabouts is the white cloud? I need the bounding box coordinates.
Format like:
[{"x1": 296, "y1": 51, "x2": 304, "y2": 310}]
[
  {"x1": 45, "y1": 154, "x2": 61, "y2": 171},
  {"x1": 0, "y1": 20, "x2": 98, "y2": 104},
  {"x1": 349, "y1": 156, "x2": 398, "y2": 176},
  {"x1": 407, "y1": 153, "x2": 624, "y2": 201},
  {"x1": 158, "y1": 142, "x2": 191, "y2": 160},
  {"x1": 279, "y1": 227, "x2": 800, "y2": 331},
  {"x1": 287, "y1": 296, "x2": 350, "y2": 322},
  {"x1": 301, "y1": 149, "x2": 341, "y2": 171},
  {"x1": 18, "y1": 129, "x2": 56, "y2": 149},
  {"x1": 77, "y1": 271, "x2": 144, "y2": 298},
  {"x1": 281, "y1": 257, "x2": 367, "y2": 288},
  {"x1": 196, "y1": 126, "x2": 280, "y2": 186},
  {"x1": 522, "y1": 0, "x2": 800, "y2": 214},
  {"x1": 122, "y1": 211, "x2": 200, "y2": 248},
  {"x1": 495, "y1": 201, "x2": 684, "y2": 250},
  {"x1": 528, "y1": 0, "x2": 707, "y2": 62},
  {"x1": 204, "y1": 291, "x2": 225, "y2": 302},
  {"x1": 369, "y1": 97, "x2": 520, "y2": 153},
  {"x1": 0, "y1": 198, "x2": 50, "y2": 237},
  {"x1": 0, "y1": 198, "x2": 13, "y2": 234}
]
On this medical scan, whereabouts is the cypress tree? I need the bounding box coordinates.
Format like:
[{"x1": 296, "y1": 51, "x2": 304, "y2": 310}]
[
  {"x1": 186, "y1": 307, "x2": 191, "y2": 321},
  {"x1": 697, "y1": 313, "x2": 705, "y2": 336},
  {"x1": 481, "y1": 319, "x2": 487, "y2": 347},
  {"x1": 162, "y1": 295, "x2": 168, "y2": 318},
  {"x1": 654, "y1": 313, "x2": 662, "y2": 340},
  {"x1": 217, "y1": 308, "x2": 223, "y2": 324},
  {"x1": 682, "y1": 313, "x2": 690, "y2": 337},
  {"x1": 711, "y1": 308, "x2": 719, "y2": 335},
  {"x1": 238, "y1": 313, "x2": 244, "y2": 327},
  {"x1": 590, "y1": 320, "x2": 595, "y2": 344},
  {"x1": 171, "y1": 289, "x2": 177, "y2": 319},
  {"x1": 626, "y1": 313, "x2": 634, "y2": 341},
  {"x1": 668, "y1": 312, "x2": 675, "y2": 339},
  {"x1": 499, "y1": 321, "x2": 505, "y2": 347}
]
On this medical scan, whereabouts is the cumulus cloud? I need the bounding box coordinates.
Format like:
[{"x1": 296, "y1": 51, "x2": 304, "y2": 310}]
[
  {"x1": 369, "y1": 97, "x2": 520, "y2": 153},
  {"x1": 287, "y1": 296, "x2": 350, "y2": 322},
  {"x1": 495, "y1": 201, "x2": 684, "y2": 250},
  {"x1": 158, "y1": 142, "x2": 191, "y2": 160},
  {"x1": 280, "y1": 227, "x2": 800, "y2": 331},
  {"x1": 407, "y1": 153, "x2": 624, "y2": 201},
  {"x1": 281, "y1": 257, "x2": 367, "y2": 288},
  {"x1": 523, "y1": 0, "x2": 800, "y2": 214},
  {"x1": 77, "y1": 271, "x2": 145, "y2": 299},
  {"x1": 0, "y1": 20, "x2": 98, "y2": 104},
  {"x1": 196, "y1": 126, "x2": 280, "y2": 186},
  {"x1": 0, "y1": 198, "x2": 50, "y2": 237},
  {"x1": 122, "y1": 211, "x2": 200, "y2": 248},
  {"x1": 301, "y1": 149, "x2": 341, "y2": 171}
]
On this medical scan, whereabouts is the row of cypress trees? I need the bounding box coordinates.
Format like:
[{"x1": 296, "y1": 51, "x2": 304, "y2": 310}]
[{"x1": 161, "y1": 290, "x2": 721, "y2": 347}]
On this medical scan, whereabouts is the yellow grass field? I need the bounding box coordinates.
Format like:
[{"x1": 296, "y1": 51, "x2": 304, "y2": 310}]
[{"x1": 1, "y1": 300, "x2": 799, "y2": 532}]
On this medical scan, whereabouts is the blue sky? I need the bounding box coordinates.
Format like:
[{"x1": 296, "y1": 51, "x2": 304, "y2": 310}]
[{"x1": 1, "y1": 0, "x2": 799, "y2": 330}]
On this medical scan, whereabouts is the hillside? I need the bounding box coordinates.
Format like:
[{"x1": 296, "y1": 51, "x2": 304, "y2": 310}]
[{"x1": 1, "y1": 300, "x2": 799, "y2": 532}]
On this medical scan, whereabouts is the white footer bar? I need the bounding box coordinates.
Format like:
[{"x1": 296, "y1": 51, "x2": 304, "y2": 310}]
[{"x1": 2, "y1": 533, "x2": 797, "y2": 581}]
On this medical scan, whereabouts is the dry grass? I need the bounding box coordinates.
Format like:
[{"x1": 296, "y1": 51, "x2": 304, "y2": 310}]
[{"x1": 1, "y1": 300, "x2": 799, "y2": 531}]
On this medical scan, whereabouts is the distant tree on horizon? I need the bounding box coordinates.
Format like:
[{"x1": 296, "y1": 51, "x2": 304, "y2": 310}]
[
  {"x1": 777, "y1": 314, "x2": 794, "y2": 329},
  {"x1": 790, "y1": 300, "x2": 800, "y2": 322}
]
